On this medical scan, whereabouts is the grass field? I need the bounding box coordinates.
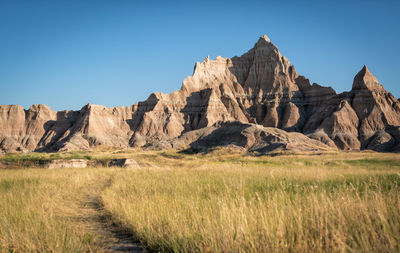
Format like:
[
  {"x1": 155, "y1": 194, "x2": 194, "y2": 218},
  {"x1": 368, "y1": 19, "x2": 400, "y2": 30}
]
[{"x1": 1, "y1": 149, "x2": 400, "y2": 252}]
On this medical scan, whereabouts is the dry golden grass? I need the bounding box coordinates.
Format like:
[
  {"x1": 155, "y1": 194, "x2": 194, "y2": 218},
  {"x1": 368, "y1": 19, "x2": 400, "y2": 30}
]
[
  {"x1": 102, "y1": 150, "x2": 400, "y2": 252},
  {"x1": 1, "y1": 149, "x2": 400, "y2": 252},
  {"x1": 0, "y1": 167, "x2": 117, "y2": 252}
]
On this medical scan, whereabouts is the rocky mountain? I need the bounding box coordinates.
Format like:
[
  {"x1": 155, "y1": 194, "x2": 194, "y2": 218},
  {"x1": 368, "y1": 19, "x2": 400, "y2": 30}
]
[{"x1": 1, "y1": 35, "x2": 400, "y2": 153}]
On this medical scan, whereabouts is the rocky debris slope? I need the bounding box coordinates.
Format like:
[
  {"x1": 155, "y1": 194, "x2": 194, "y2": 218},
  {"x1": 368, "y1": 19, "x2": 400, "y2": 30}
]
[
  {"x1": 148, "y1": 121, "x2": 332, "y2": 153},
  {"x1": 1, "y1": 35, "x2": 399, "y2": 153}
]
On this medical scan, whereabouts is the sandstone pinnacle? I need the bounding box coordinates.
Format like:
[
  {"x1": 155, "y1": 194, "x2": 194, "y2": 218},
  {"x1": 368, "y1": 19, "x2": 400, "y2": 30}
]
[
  {"x1": 262, "y1": 34, "x2": 270, "y2": 42},
  {"x1": 352, "y1": 65, "x2": 383, "y2": 91}
]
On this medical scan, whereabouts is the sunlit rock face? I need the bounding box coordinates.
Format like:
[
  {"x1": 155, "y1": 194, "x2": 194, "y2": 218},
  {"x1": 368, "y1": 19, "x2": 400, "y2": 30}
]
[{"x1": 1, "y1": 35, "x2": 400, "y2": 153}]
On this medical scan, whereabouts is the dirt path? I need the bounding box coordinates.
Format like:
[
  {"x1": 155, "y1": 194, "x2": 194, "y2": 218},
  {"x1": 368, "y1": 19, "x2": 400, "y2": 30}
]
[{"x1": 78, "y1": 175, "x2": 144, "y2": 252}]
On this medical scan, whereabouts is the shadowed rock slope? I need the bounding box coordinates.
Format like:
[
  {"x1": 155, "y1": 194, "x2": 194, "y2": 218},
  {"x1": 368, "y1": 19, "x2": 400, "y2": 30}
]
[{"x1": 1, "y1": 35, "x2": 399, "y2": 153}]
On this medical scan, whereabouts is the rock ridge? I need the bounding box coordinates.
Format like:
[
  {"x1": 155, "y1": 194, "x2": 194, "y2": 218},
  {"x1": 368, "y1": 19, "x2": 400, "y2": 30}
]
[{"x1": 1, "y1": 35, "x2": 399, "y2": 153}]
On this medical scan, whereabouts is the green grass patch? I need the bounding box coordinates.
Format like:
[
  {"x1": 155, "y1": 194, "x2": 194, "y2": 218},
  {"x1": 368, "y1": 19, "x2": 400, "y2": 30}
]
[{"x1": 344, "y1": 158, "x2": 400, "y2": 168}]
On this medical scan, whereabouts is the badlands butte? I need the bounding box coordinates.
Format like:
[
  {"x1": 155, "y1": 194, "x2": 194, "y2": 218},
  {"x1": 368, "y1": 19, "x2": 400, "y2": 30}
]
[{"x1": 1, "y1": 35, "x2": 400, "y2": 154}]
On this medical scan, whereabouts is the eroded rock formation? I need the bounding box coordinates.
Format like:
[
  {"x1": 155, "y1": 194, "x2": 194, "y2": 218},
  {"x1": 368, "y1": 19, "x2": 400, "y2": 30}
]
[{"x1": 1, "y1": 35, "x2": 399, "y2": 153}]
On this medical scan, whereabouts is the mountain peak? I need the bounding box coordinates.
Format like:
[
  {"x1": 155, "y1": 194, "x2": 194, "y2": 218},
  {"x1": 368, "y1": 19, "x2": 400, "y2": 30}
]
[
  {"x1": 255, "y1": 34, "x2": 273, "y2": 48},
  {"x1": 352, "y1": 65, "x2": 383, "y2": 91},
  {"x1": 360, "y1": 65, "x2": 371, "y2": 76},
  {"x1": 261, "y1": 34, "x2": 270, "y2": 42}
]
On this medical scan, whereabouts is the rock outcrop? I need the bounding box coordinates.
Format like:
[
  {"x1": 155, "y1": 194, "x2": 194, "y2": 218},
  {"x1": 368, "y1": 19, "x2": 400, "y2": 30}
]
[
  {"x1": 1, "y1": 35, "x2": 399, "y2": 153},
  {"x1": 109, "y1": 158, "x2": 140, "y2": 169},
  {"x1": 46, "y1": 159, "x2": 88, "y2": 169},
  {"x1": 149, "y1": 121, "x2": 331, "y2": 153}
]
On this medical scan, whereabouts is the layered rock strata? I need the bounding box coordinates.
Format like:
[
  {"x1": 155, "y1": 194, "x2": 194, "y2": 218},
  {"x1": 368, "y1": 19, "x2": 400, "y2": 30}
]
[{"x1": 1, "y1": 35, "x2": 399, "y2": 153}]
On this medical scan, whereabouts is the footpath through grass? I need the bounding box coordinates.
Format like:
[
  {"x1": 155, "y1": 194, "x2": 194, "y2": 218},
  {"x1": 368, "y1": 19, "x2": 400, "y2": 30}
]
[
  {"x1": 0, "y1": 167, "x2": 116, "y2": 252},
  {"x1": 1, "y1": 149, "x2": 400, "y2": 252}
]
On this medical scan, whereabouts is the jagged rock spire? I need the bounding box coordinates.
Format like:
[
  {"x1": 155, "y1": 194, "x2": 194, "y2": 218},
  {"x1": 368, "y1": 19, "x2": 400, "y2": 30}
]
[
  {"x1": 261, "y1": 34, "x2": 270, "y2": 42},
  {"x1": 255, "y1": 34, "x2": 274, "y2": 49},
  {"x1": 352, "y1": 65, "x2": 383, "y2": 91}
]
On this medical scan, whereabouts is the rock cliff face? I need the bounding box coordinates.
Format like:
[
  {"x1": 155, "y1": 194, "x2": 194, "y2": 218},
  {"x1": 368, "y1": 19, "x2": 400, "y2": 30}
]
[{"x1": 1, "y1": 35, "x2": 399, "y2": 153}]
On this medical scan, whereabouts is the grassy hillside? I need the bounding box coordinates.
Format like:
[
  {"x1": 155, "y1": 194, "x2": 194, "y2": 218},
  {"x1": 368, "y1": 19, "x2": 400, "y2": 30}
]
[{"x1": 1, "y1": 149, "x2": 400, "y2": 252}]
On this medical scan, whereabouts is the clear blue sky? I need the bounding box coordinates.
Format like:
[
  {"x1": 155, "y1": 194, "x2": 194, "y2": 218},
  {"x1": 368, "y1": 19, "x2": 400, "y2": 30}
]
[{"x1": 1, "y1": 0, "x2": 399, "y2": 111}]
